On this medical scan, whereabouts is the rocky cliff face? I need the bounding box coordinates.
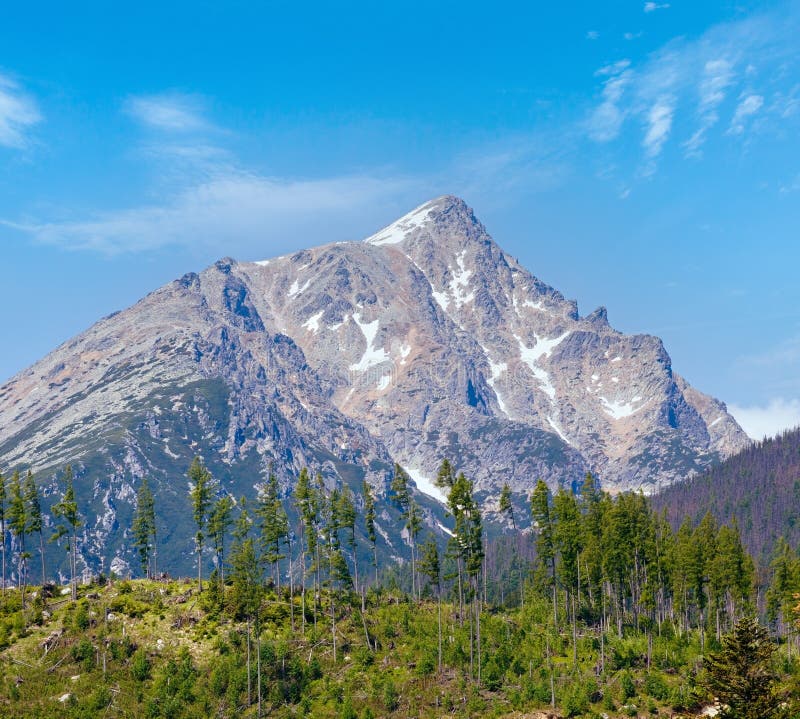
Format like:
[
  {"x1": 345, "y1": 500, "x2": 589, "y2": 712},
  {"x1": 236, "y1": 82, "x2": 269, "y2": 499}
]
[{"x1": 0, "y1": 195, "x2": 749, "y2": 576}]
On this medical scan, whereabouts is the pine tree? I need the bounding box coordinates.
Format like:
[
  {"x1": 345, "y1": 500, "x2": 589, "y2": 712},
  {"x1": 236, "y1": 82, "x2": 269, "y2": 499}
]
[
  {"x1": 257, "y1": 472, "x2": 288, "y2": 589},
  {"x1": 23, "y1": 471, "x2": 46, "y2": 586},
  {"x1": 702, "y1": 616, "x2": 786, "y2": 719},
  {"x1": 132, "y1": 477, "x2": 156, "y2": 579},
  {"x1": 362, "y1": 479, "x2": 377, "y2": 586},
  {"x1": 337, "y1": 486, "x2": 358, "y2": 592},
  {"x1": 531, "y1": 479, "x2": 557, "y2": 627},
  {"x1": 766, "y1": 538, "x2": 799, "y2": 652},
  {"x1": 228, "y1": 499, "x2": 262, "y2": 711},
  {"x1": 498, "y1": 482, "x2": 515, "y2": 530},
  {"x1": 448, "y1": 471, "x2": 483, "y2": 682},
  {"x1": 294, "y1": 468, "x2": 320, "y2": 629},
  {"x1": 553, "y1": 488, "x2": 582, "y2": 667},
  {"x1": 208, "y1": 494, "x2": 234, "y2": 586},
  {"x1": 391, "y1": 463, "x2": 419, "y2": 598},
  {"x1": 0, "y1": 470, "x2": 6, "y2": 594},
  {"x1": 188, "y1": 457, "x2": 214, "y2": 592},
  {"x1": 419, "y1": 539, "x2": 442, "y2": 673},
  {"x1": 8, "y1": 471, "x2": 29, "y2": 605},
  {"x1": 51, "y1": 465, "x2": 81, "y2": 601}
]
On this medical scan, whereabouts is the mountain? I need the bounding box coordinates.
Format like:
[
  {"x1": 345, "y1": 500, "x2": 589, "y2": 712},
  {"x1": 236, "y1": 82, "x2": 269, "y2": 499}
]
[
  {"x1": 652, "y1": 427, "x2": 800, "y2": 563},
  {"x1": 0, "y1": 195, "x2": 748, "y2": 577}
]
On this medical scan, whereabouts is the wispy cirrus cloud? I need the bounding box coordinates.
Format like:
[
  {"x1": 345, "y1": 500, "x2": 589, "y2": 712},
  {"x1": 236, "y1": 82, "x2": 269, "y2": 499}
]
[
  {"x1": 644, "y1": 2, "x2": 670, "y2": 13},
  {"x1": 728, "y1": 93, "x2": 764, "y2": 134},
  {"x1": 0, "y1": 73, "x2": 41, "y2": 149},
  {"x1": 2, "y1": 171, "x2": 418, "y2": 256},
  {"x1": 588, "y1": 2, "x2": 800, "y2": 174},
  {"x1": 588, "y1": 61, "x2": 632, "y2": 142},
  {"x1": 124, "y1": 92, "x2": 211, "y2": 133}
]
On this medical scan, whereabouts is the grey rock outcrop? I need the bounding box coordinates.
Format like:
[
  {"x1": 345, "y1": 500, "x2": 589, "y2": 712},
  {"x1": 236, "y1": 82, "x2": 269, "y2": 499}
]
[{"x1": 0, "y1": 195, "x2": 749, "y2": 574}]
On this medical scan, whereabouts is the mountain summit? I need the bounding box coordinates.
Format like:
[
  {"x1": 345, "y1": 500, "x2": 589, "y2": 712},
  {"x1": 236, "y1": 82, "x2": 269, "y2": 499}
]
[{"x1": 0, "y1": 196, "x2": 748, "y2": 574}]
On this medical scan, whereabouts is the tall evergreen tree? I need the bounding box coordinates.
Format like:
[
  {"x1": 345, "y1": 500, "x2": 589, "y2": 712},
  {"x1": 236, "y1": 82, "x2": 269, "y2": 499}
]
[
  {"x1": 188, "y1": 457, "x2": 214, "y2": 592},
  {"x1": 8, "y1": 471, "x2": 28, "y2": 604},
  {"x1": 336, "y1": 486, "x2": 358, "y2": 592},
  {"x1": 51, "y1": 465, "x2": 81, "y2": 601},
  {"x1": 531, "y1": 479, "x2": 557, "y2": 627},
  {"x1": 362, "y1": 479, "x2": 377, "y2": 586},
  {"x1": 0, "y1": 470, "x2": 6, "y2": 594},
  {"x1": 448, "y1": 471, "x2": 484, "y2": 682},
  {"x1": 294, "y1": 468, "x2": 321, "y2": 629},
  {"x1": 228, "y1": 499, "x2": 262, "y2": 711},
  {"x1": 257, "y1": 472, "x2": 288, "y2": 589},
  {"x1": 553, "y1": 488, "x2": 582, "y2": 667},
  {"x1": 208, "y1": 494, "x2": 234, "y2": 586},
  {"x1": 419, "y1": 538, "x2": 443, "y2": 673},
  {"x1": 391, "y1": 463, "x2": 419, "y2": 598},
  {"x1": 498, "y1": 482, "x2": 515, "y2": 530},
  {"x1": 132, "y1": 477, "x2": 157, "y2": 579},
  {"x1": 23, "y1": 471, "x2": 46, "y2": 586}
]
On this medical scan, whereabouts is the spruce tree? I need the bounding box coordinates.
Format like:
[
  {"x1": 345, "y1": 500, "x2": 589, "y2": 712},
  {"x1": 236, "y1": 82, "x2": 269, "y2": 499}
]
[
  {"x1": 132, "y1": 477, "x2": 156, "y2": 579},
  {"x1": 391, "y1": 463, "x2": 419, "y2": 598},
  {"x1": 531, "y1": 479, "x2": 557, "y2": 627},
  {"x1": 8, "y1": 471, "x2": 28, "y2": 604},
  {"x1": 337, "y1": 486, "x2": 358, "y2": 592},
  {"x1": 188, "y1": 457, "x2": 214, "y2": 592},
  {"x1": 419, "y1": 539, "x2": 442, "y2": 673},
  {"x1": 0, "y1": 470, "x2": 6, "y2": 594},
  {"x1": 498, "y1": 482, "x2": 515, "y2": 530},
  {"x1": 23, "y1": 471, "x2": 46, "y2": 585},
  {"x1": 208, "y1": 494, "x2": 234, "y2": 586},
  {"x1": 51, "y1": 465, "x2": 81, "y2": 600},
  {"x1": 362, "y1": 479, "x2": 377, "y2": 586},
  {"x1": 702, "y1": 616, "x2": 786, "y2": 719},
  {"x1": 257, "y1": 471, "x2": 288, "y2": 589},
  {"x1": 229, "y1": 499, "x2": 262, "y2": 710}
]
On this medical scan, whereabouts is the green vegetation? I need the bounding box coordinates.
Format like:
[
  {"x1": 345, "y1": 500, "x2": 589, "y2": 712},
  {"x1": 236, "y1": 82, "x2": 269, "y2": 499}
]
[
  {"x1": 0, "y1": 576, "x2": 797, "y2": 718},
  {"x1": 1, "y1": 459, "x2": 799, "y2": 717}
]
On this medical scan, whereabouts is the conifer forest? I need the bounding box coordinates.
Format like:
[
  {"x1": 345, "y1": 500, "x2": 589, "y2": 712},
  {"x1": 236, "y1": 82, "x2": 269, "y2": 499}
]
[{"x1": 0, "y1": 456, "x2": 798, "y2": 718}]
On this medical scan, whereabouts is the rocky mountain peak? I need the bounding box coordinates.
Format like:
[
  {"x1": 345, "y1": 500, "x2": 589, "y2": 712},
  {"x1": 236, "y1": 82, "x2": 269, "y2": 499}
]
[
  {"x1": 0, "y1": 197, "x2": 751, "y2": 575},
  {"x1": 364, "y1": 195, "x2": 486, "y2": 252}
]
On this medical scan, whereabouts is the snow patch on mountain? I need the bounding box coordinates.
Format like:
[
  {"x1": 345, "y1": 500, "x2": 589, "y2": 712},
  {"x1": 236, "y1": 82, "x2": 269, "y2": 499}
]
[
  {"x1": 515, "y1": 331, "x2": 570, "y2": 402},
  {"x1": 364, "y1": 200, "x2": 437, "y2": 246},
  {"x1": 600, "y1": 395, "x2": 645, "y2": 420},
  {"x1": 303, "y1": 310, "x2": 324, "y2": 334},
  {"x1": 405, "y1": 465, "x2": 447, "y2": 504},
  {"x1": 349, "y1": 313, "x2": 390, "y2": 373}
]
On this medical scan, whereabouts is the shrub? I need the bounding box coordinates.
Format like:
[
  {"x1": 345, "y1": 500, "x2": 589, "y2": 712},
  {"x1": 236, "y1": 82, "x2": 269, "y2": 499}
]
[
  {"x1": 131, "y1": 648, "x2": 151, "y2": 681},
  {"x1": 383, "y1": 679, "x2": 399, "y2": 712}
]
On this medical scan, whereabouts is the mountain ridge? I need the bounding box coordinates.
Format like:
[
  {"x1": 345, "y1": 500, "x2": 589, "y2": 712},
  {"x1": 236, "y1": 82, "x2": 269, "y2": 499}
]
[{"x1": 0, "y1": 195, "x2": 749, "y2": 576}]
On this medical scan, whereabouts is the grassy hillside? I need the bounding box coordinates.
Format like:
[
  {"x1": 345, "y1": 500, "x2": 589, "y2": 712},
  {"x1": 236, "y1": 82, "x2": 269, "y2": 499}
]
[{"x1": 1, "y1": 578, "x2": 797, "y2": 719}]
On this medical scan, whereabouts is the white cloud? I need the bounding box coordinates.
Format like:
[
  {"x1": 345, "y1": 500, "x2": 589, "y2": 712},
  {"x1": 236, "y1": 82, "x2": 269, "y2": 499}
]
[
  {"x1": 643, "y1": 97, "x2": 675, "y2": 158},
  {"x1": 644, "y1": 2, "x2": 670, "y2": 12},
  {"x1": 729, "y1": 398, "x2": 800, "y2": 439},
  {"x1": 588, "y1": 62, "x2": 632, "y2": 142},
  {"x1": 586, "y1": 30, "x2": 599, "y2": 41},
  {"x1": 728, "y1": 93, "x2": 764, "y2": 134},
  {"x1": 4, "y1": 171, "x2": 415, "y2": 255},
  {"x1": 588, "y1": 3, "x2": 800, "y2": 174},
  {"x1": 125, "y1": 93, "x2": 210, "y2": 132},
  {"x1": 0, "y1": 73, "x2": 41, "y2": 148},
  {"x1": 683, "y1": 58, "x2": 735, "y2": 157}
]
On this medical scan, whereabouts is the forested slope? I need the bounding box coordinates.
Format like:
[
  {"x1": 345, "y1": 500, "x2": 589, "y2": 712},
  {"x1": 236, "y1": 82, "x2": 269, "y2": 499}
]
[{"x1": 652, "y1": 427, "x2": 800, "y2": 563}]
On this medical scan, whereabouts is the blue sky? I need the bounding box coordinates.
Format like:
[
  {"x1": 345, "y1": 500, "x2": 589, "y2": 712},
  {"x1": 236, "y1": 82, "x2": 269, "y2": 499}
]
[{"x1": 1, "y1": 0, "x2": 799, "y2": 438}]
